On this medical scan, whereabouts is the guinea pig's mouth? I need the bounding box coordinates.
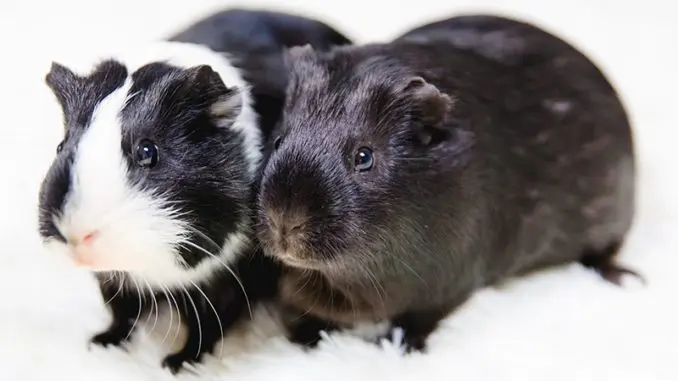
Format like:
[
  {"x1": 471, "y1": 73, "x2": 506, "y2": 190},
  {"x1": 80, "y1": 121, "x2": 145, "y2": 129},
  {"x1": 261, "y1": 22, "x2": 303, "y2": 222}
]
[
  {"x1": 275, "y1": 253, "x2": 314, "y2": 269},
  {"x1": 264, "y1": 247, "x2": 325, "y2": 271},
  {"x1": 43, "y1": 236, "x2": 118, "y2": 272},
  {"x1": 259, "y1": 227, "x2": 334, "y2": 272}
]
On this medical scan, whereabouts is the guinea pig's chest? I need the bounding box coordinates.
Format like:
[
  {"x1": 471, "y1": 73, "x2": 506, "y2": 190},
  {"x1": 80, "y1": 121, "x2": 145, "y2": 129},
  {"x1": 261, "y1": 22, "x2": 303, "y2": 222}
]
[{"x1": 278, "y1": 268, "x2": 396, "y2": 324}]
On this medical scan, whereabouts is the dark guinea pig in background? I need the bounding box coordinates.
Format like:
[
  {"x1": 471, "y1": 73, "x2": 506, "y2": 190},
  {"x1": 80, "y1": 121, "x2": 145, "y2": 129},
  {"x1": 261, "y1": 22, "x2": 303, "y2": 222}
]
[
  {"x1": 258, "y1": 14, "x2": 642, "y2": 351},
  {"x1": 170, "y1": 8, "x2": 352, "y2": 142},
  {"x1": 37, "y1": 8, "x2": 351, "y2": 374}
]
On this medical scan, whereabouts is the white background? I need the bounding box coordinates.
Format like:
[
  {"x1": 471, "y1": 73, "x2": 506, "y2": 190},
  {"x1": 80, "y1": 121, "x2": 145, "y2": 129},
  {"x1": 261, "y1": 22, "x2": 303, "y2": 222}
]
[{"x1": 0, "y1": 1, "x2": 676, "y2": 380}]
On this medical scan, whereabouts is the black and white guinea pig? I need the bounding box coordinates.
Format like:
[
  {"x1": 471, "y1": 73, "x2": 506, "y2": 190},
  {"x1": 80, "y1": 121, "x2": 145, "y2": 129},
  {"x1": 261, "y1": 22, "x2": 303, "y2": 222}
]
[
  {"x1": 37, "y1": 8, "x2": 351, "y2": 372},
  {"x1": 169, "y1": 8, "x2": 352, "y2": 140},
  {"x1": 37, "y1": 41, "x2": 278, "y2": 373},
  {"x1": 257, "y1": 15, "x2": 641, "y2": 351}
]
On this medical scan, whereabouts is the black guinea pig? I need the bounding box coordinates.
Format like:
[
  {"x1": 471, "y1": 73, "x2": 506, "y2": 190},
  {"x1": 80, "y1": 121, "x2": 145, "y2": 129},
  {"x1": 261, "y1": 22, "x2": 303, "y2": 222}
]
[
  {"x1": 36, "y1": 9, "x2": 351, "y2": 374},
  {"x1": 257, "y1": 14, "x2": 641, "y2": 352}
]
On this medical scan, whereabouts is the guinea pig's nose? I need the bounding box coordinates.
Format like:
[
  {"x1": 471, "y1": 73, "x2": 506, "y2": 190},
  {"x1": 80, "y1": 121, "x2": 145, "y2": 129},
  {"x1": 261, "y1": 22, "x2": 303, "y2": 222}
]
[
  {"x1": 68, "y1": 230, "x2": 99, "y2": 247},
  {"x1": 277, "y1": 213, "x2": 306, "y2": 237},
  {"x1": 267, "y1": 209, "x2": 307, "y2": 243},
  {"x1": 283, "y1": 217, "x2": 305, "y2": 236},
  {"x1": 81, "y1": 231, "x2": 98, "y2": 245}
]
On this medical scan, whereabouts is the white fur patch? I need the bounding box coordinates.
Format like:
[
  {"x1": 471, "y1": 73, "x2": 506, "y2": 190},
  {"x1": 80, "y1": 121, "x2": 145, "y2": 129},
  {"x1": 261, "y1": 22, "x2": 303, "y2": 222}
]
[{"x1": 48, "y1": 42, "x2": 262, "y2": 290}]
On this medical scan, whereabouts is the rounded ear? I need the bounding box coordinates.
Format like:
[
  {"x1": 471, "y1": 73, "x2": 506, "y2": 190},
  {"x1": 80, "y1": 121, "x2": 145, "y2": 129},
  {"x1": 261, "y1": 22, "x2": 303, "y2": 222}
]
[
  {"x1": 180, "y1": 64, "x2": 229, "y2": 97},
  {"x1": 281, "y1": 44, "x2": 321, "y2": 107},
  {"x1": 401, "y1": 76, "x2": 455, "y2": 146},
  {"x1": 167, "y1": 65, "x2": 243, "y2": 127},
  {"x1": 282, "y1": 44, "x2": 316, "y2": 71},
  {"x1": 402, "y1": 76, "x2": 454, "y2": 126}
]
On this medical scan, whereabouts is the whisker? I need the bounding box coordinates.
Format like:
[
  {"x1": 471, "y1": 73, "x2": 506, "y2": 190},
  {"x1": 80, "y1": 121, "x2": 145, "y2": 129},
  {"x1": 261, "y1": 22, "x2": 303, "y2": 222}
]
[
  {"x1": 125, "y1": 277, "x2": 144, "y2": 341},
  {"x1": 166, "y1": 286, "x2": 183, "y2": 349},
  {"x1": 392, "y1": 256, "x2": 428, "y2": 287},
  {"x1": 142, "y1": 278, "x2": 160, "y2": 335},
  {"x1": 180, "y1": 284, "x2": 203, "y2": 360},
  {"x1": 157, "y1": 283, "x2": 174, "y2": 347},
  {"x1": 363, "y1": 267, "x2": 387, "y2": 315},
  {"x1": 298, "y1": 274, "x2": 322, "y2": 319},
  {"x1": 184, "y1": 225, "x2": 222, "y2": 252},
  {"x1": 104, "y1": 274, "x2": 125, "y2": 305},
  {"x1": 189, "y1": 280, "x2": 224, "y2": 358},
  {"x1": 291, "y1": 271, "x2": 314, "y2": 298},
  {"x1": 179, "y1": 239, "x2": 252, "y2": 319},
  {"x1": 329, "y1": 283, "x2": 335, "y2": 319}
]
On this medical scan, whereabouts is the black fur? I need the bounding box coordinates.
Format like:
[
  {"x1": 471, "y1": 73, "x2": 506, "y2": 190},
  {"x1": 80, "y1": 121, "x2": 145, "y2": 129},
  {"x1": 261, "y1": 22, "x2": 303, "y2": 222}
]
[
  {"x1": 169, "y1": 8, "x2": 352, "y2": 142},
  {"x1": 259, "y1": 15, "x2": 640, "y2": 352}
]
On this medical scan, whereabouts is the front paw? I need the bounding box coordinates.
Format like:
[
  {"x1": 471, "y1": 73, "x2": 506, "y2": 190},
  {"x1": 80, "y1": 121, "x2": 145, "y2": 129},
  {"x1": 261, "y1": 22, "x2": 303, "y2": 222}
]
[
  {"x1": 287, "y1": 317, "x2": 326, "y2": 349},
  {"x1": 401, "y1": 333, "x2": 427, "y2": 353},
  {"x1": 89, "y1": 328, "x2": 130, "y2": 349},
  {"x1": 285, "y1": 314, "x2": 338, "y2": 350},
  {"x1": 161, "y1": 351, "x2": 202, "y2": 374},
  {"x1": 381, "y1": 326, "x2": 427, "y2": 354},
  {"x1": 289, "y1": 328, "x2": 323, "y2": 349}
]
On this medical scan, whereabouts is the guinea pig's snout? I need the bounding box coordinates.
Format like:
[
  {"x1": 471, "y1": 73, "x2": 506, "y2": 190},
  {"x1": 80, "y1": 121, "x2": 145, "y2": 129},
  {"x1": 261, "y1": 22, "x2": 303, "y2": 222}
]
[
  {"x1": 268, "y1": 209, "x2": 306, "y2": 245},
  {"x1": 65, "y1": 229, "x2": 101, "y2": 268},
  {"x1": 260, "y1": 151, "x2": 340, "y2": 266},
  {"x1": 266, "y1": 208, "x2": 308, "y2": 261},
  {"x1": 78, "y1": 231, "x2": 98, "y2": 246},
  {"x1": 269, "y1": 212, "x2": 304, "y2": 238}
]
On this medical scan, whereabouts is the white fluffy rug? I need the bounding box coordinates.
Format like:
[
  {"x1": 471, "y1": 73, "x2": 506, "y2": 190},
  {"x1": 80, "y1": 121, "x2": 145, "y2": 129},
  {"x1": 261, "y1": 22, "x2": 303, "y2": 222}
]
[{"x1": 1, "y1": 0, "x2": 676, "y2": 380}]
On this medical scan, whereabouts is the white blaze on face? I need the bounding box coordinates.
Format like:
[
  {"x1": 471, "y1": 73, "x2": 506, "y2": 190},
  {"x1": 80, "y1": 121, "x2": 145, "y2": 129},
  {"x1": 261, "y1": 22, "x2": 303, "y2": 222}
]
[
  {"x1": 54, "y1": 80, "x2": 189, "y2": 288},
  {"x1": 47, "y1": 41, "x2": 260, "y2": 289}
]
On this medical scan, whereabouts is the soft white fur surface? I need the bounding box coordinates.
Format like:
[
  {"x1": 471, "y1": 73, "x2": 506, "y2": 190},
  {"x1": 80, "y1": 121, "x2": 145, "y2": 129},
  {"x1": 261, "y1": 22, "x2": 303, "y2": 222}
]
[{"x1": 0, "y1": 0, "x2": 676, "y2": 380}]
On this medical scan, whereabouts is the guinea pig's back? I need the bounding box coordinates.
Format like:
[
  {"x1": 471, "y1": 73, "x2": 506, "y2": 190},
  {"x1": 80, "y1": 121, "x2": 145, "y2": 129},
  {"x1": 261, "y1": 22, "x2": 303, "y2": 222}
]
[
  {"x1": 394, "y1": 16, "x2": 635, "y2": 279},
  {"x1": 169, "y1": 8, "x2": 351, "y2": 55}
]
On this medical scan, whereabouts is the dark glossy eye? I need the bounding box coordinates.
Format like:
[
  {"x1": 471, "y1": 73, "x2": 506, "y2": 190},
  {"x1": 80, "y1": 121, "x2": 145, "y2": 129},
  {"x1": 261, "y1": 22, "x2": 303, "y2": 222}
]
[
  {"x1": 273, "y1": 136, "x2": 282, "y2": 150},
  {"x1": 354, "y1": 147, "x2": 374, "y2": 172},
  {"x1": 56, "y1": 141, "x2": 64, "y2": 153},
  {"x1": 135, "y1": 139, "x2": 159, "y2": 168}
]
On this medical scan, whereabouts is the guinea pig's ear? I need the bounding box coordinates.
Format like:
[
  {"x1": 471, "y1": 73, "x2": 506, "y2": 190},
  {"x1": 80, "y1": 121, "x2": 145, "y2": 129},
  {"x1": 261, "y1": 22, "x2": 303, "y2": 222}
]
[
  {"x1": 181, "y1": 64, "x2": 229, "y2": 97},
  {"x1": 210, "y1": 88, "x2": 243, "y2": 125},
  {"x1": 45, "y1": 62, "x2": 80, "y2": 113},
  {"x1": 175, "y1": 64, "x2": 242, "y2": 123},
  {"x1": 401, "y1": 76, "x2": 455, "y2": 147},
  {"x1": 282, "y1": 44, "x2": 316, "y2": 70}
]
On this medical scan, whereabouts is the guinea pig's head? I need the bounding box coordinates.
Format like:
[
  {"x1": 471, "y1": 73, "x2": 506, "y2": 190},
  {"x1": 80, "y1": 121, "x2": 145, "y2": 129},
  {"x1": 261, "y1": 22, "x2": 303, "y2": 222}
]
[
  {"x1": 37, "y1": 42, "x2": 261, "y2": 288},
  {"x1": 257, "y1": 45, "x2": 473, "y2": 275}
]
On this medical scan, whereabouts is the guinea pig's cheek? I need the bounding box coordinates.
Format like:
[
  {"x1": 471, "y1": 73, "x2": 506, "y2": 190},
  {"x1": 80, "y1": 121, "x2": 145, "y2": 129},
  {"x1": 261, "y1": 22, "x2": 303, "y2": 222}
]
[
  {"x1": 67, "y1": 234, "x2": 137, "y2": 272},
  {"x1": 43, "y1": 239, "x2": 77, "y2": 266},
  {"x1": 106, "y1": 234, "x2": 186, "y2": 282}
]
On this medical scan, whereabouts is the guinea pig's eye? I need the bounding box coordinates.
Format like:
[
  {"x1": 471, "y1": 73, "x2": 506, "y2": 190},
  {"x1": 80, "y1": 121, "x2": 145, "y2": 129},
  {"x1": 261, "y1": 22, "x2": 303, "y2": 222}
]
[
  {"x1": 354, "y1": 147, "x2": 374, "y2": 172},
  {"x1": 135, "y1": 139, "x2": 159, "y2": 168},
  {"x1": 56, "y1": 141, "x2": 64, "y2": 153},
  {"x1": 273, "y1": 136, "x2": 282, "y2": 150}
]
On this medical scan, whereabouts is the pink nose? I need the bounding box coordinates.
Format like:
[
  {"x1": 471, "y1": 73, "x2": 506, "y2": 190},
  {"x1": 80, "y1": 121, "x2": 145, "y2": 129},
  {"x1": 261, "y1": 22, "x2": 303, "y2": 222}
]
[{"x1": 81, "y1": 231, "x2": 98, "y2": 246}]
